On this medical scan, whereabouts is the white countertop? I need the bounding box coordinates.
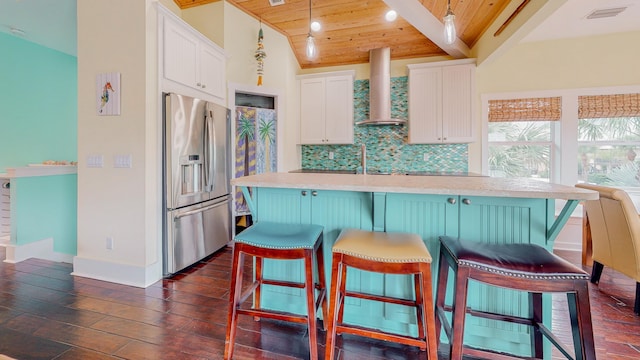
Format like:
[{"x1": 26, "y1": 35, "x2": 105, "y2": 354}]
[
  {"x1": 231, "y1": 172, "x2": 598, "y2": 201},
  {"x1": 2, "y1": 165, "x2": 77, "y2": 178}
]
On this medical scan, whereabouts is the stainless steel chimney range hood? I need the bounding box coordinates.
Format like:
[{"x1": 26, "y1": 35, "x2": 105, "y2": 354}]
[{"x1": 356, "y1": 47, "x2": 406, "y2": 126}]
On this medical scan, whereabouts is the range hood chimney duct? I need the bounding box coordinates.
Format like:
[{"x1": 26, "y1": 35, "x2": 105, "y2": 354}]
[{"x1": 356, "y1": 47, "x2": 406, "y2": 125}]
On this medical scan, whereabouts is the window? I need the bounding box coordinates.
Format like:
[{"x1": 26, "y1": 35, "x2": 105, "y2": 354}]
[
  {"x1": 577, "y1": 94, "x2": 640, "y2": 188},
  {"x1": 487, "y1": 97, "x2": 560, "y2": 181}
]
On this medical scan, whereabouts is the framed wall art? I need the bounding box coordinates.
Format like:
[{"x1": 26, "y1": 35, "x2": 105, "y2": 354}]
[{"x1": 96, "y1": 72, "x2": 121, "y2": 116}]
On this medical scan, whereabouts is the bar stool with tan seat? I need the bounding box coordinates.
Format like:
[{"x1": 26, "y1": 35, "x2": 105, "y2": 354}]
[
  {"x1": 324, "y1": 229, "x2": 438, "y2": 360},
  {"x1": 435, "y1": 236, "x2": 596, "y2": 360},
  {"x1": 224, "y1": 222, "x2": 328, "y2": 360}
]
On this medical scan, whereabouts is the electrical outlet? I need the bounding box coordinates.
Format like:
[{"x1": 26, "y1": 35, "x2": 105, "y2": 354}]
[
  {"x1": 423, "y1": 153, "x2": 428, "y2": 161},
  {"x1": 106, "y1": 237, "x2": 114, "y2": 250},
  {"x1": 329, "y1": 151, "x2": 335, "y2": 160}
]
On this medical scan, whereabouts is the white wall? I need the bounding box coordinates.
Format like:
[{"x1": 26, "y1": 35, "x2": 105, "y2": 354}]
[
  {"x1": 75, "y1": 0, "x2": 161, "y2": 287},
  {"x1": 74, "y1": 0, "x2": 304, "y2": 287},
  {"x1": 472, "y1": 30, "x2": 640, "y2": 251},
  {"x1": 469, "y1": 30, "x2": 640, "y2": 174},
  {"x1": 221, "y1": 2, "x2": 302, "y2": 171}
]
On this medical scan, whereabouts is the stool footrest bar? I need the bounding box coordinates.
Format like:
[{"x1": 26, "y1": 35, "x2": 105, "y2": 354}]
[
  {"x1": 237, "y1": 307, "x2": 309, "y2": 324},
  {"x1": 262, "y1": 278, "x2": 306, "y2": 289},
  {"x1": 344, "y1": 290, "x2": 417, "y2": 307},
  {"x1": 335, "y1": 324, "x2": 427, "y2": 349}
]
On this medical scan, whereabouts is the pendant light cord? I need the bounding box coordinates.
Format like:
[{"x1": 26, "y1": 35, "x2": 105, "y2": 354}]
[{"x1": 308, "y1": 0, "x2": 312, "y2": 35}]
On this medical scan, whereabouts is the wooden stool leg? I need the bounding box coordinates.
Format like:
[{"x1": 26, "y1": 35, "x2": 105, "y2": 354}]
[
  {"x1": 435, "y1": 251, "x2": 450, "y2": 347},
  {"x1": 337, "y1": 262, "x2": 348, "y2": 326},
  {"x1": 569, "y1": 281, "x2": 596, "y2": 360},
  {"x1": 325, "y1": 252, "x2": 343, "y2": 360},
  {"x1": 413, "y1": 272, "x2": 426, "y2": 345},
  {"x1": 450, "y1": 266, "x2": 470, "y2": 360},
  {"x1": 224, "y1": 245, "x2": 245, "y2": 360},
  {"x1": 315, "y1": 239, "x2": 329, "y2": 331},
  {"x1": 420, "y1": 263, "x2": 438, "y2": 360},
  {"x1": 530, "y1": 292, "x2": 543, "y2": 358},
  {"x1": 304, "y1": 249, "x2": 319, "y2": 360},
  {"x1": 254, "y1": 255, "x2": 263, "y2": 315}
]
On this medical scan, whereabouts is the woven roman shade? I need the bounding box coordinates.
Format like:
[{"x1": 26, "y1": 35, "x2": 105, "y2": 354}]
[
  {"x1": 488, "y1": 97, "x2": 561, "y2": 122},
  {"x1": 578, "y1": 93, "x2": 640, "y2": 119}
]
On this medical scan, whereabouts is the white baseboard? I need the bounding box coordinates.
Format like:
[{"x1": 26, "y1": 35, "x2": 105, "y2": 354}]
[
  {"x1": 0, "y1": 237, "x2": 74, "y2": 264},
  {"x1": 553, "y1": 216, "x2": 583, "y2": 252},
  {"x1": 72, "y1": 256, "x2": 163, "y2": 288}
]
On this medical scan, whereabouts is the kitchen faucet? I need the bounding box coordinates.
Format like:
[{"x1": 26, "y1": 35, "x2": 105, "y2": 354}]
[{"x1": 361, "y1": 143, "x2": 367, "y2": 174}]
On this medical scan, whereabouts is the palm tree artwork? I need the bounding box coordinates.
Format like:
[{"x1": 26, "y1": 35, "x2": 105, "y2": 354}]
[
  {"x1": 234, "y1": 106, "x2": 278, "y2": 215},
  {"x1": 235, "y1": 107, "x2": 256, "y2": 214},
  {"x1": 257, "y1": 109, "x2": 277, "y2": 173}
]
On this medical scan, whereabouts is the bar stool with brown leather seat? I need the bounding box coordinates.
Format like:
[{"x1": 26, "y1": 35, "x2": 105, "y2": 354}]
[
  {"x1": 224, "y1": 222, "x2": 328, "y2": 360},
  {"x1": 435, "y1": 236, "x2": 596, "y2": 360},
  {"x1": 324, "y1": 229, "x2": 438, "y2": 360}
]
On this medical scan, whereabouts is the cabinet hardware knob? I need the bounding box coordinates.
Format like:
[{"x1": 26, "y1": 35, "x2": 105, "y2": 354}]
[
  {"x1": 462, "y1": 198, "x2": 472, "y2": 205},
  {"x1": 447, "y1": 197, "x2": 456, "y2": 204},
  {"x1": 202, "y1": 84, "x2": 206, "y2": 88},
  {"x1": 301, "y1": 191, "x2": 307, "y2": 196},
  {"x1": 311, "y1": 191, "x2": 318, "y2": 196},
  {"x1": 196, "y1": 82, "x2": 201, "y2": 87}
]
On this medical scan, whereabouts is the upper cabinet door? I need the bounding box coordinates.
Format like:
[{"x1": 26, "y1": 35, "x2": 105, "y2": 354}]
[
  {"x1": 158, "y1": 4, "x2": 226, "y2": 103},
  {"x1": 164, "y1": 20, "x2": 199, "y2": 89},
  {"x1": 199, "y1": 44, "x2": 225, "y2": 99},
  {"x1": 407, "y1": 60, "x2": 476, "y2": 144},
  {"x1": 298, "y1": 71, "x2": 355, "y2": 145},
  {"x1": 324, "y1": 75, "x2": 354, "y2": 144},
  {"x1": 300, "y1": 78, "x2": 326, "y2": 144},
  {"x1": 408, "y1": 67, "x2": 442, "y2": 144},
  {"x1": 442, "y1": 64, "x2": 474, "y2": 143}
]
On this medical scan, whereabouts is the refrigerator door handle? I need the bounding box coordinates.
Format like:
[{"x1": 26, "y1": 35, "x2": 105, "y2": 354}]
[
  {"x1": 204, "y1": 110, "x2": 216, "y2": 192},
  {"x1": 173, "y1": 199, "x2": 228, "y2": 220}
]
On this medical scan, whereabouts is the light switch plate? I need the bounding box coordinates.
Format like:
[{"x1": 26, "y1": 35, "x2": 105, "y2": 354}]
[
  {"x1": 114, "y1": 155, "x2": 132, "y2": 168},
  {"x1": 87, "y1": 155, "x2": 104, "y2": 168}
]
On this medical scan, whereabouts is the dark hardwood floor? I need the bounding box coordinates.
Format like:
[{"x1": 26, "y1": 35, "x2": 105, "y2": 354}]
[{"x1": 1, "y1": 245, "x2": 639, "y2": 359}]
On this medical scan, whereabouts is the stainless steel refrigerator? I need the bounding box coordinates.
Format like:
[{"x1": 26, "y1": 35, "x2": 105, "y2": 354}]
[{"x1": 162, "y1": 93, "x2": 231, "y2": 276}]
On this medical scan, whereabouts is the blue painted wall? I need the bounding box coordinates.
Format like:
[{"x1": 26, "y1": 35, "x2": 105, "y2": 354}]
[
  {"x1": 11, "y1": 175, "x2": 77, "y2": 254},
  {"x1": 302, "y1": 76, "x2": 468, "y2": 173},
  {"x1": 0, "y1": 32, "x2": 77, "y2": 170}
]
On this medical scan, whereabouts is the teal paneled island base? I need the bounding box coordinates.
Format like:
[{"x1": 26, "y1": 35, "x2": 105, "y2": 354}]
[{"x1": 231, "y1": 173, "x2": 597, "y2": 358}]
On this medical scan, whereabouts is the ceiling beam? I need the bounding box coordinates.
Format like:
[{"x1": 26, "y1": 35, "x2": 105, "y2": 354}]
[{"x1": 383, "y1": 0, "x2": 470, "y2": 58}]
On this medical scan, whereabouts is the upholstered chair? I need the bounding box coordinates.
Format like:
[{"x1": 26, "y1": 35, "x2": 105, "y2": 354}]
[{"x1": 576, "y1": 183, "x2": 640, "y2": 315}]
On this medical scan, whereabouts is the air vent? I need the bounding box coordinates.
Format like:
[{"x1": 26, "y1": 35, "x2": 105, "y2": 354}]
[
  {"x1": 585, "y1": 7, "x2": 627, "y2": 19},
  {"x1": 269, "y1": 0, "x2": 285, "y2": 6}
]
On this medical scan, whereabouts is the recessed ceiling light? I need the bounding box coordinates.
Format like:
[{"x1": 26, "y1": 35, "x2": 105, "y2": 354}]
[
  {"x1": 310, "y1": 21, "x2": 321, "y2": 32},
  {"x1": 385, "y1": 10, "x2": 397, "y2": 22}
]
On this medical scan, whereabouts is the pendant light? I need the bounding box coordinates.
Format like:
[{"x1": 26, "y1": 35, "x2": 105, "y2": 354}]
[
  {"x1": 306, "y1": 0, "x2": 318, "y2": 60},
  {"x1": 443, "y1": 0, "x2": 456, "y2": 45}
]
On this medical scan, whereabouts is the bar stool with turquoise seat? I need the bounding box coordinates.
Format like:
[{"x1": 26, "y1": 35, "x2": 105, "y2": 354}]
[
  {"x1": 224, "y1": 222, "x2": 328, "y2": 360},
  {"x1": 324, "y1": 229, "x2": 439, "y2": 360}
]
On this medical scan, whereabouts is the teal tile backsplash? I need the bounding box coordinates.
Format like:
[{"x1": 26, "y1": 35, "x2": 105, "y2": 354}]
[{"x1": 301, "y1": 76, "x2": 468, "y2": 173}]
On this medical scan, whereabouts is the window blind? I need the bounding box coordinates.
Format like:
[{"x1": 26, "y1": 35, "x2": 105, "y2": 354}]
[
  {"x1": 488, "y1": 97, "x2": 561, "y2": 122},
  {"x1": 578, "y1": 93, "x2": 640, "y2": 119}
]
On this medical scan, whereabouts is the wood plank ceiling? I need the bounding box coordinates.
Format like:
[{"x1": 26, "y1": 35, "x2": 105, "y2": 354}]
[{"x1": 173, "y1": 0, "x2": 511, "y2": 69}]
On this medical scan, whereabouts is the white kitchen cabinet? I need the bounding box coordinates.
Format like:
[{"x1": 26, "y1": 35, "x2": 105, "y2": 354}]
[
  {"x1": 407, "y1": 59, "x2": 476, "y2": 144},
  {"x1": 298, "y1": 71, "x2": 355, "y2": 144},
  {"x1": 158, "y1": 5, "x2": 225, "y2": 101}
]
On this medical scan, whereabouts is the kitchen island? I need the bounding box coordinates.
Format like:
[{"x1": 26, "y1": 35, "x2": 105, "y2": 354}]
[{"x1": 232, "y1": 172, "x2": 597, "y2": 357}]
